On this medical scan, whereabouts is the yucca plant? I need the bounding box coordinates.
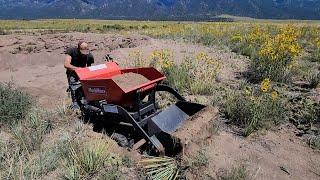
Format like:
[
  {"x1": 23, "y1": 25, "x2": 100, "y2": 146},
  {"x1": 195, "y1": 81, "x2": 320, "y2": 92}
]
[{"x1": 140, "y1": 156, "x2": 179, "y2": 180}]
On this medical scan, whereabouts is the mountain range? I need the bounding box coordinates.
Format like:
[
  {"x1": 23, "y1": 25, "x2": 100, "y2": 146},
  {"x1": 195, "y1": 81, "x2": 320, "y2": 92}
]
[{"x1": 1, "y1": 0, "x2": 320, "y2": 20}]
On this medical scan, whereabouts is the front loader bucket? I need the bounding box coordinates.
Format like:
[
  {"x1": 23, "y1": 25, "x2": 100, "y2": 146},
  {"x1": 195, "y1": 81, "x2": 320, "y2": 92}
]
[
  {"x1": 148, "y1": 101, "x2": 218, "y2": 156},
  {"x1": 149, "y1": 101, "x2": 206, "y2": 135}
]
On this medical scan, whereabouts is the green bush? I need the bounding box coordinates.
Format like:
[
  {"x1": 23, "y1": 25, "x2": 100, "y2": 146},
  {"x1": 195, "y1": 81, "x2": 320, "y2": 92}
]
[
  {"x1": 307, "y1": 48, "x2": 320, "y2": 63},
  {"x1": 309, "y1": 136, "x2": 320, "y2": 150},
  {"x1": 224, "y1": 85, "x2": 286, "y2": 136},
  {"x1": 287, "y1": 96, "x2": 319, "y2": 127},
  {"x1": 163, "y1": 63, "x2": 190, "y2": 93},
  {"x1": 11, "y1": 109, "x2": 52, "y2": 153},
  {"x1": 307, "y1": 71, "x2": 320, "y2": 88},
  {"x1": 0, "y1": 82, "x2": 31, "y2": 125},
  {"x1": 162, "y1": 56, "x2": 220, "y2": 95},
  {"x1": 229, "y1": 26, "x2": 301, "y2": 83},
  {"x1": 62, "y1": 139, "x2": 111, "y2": 180}
]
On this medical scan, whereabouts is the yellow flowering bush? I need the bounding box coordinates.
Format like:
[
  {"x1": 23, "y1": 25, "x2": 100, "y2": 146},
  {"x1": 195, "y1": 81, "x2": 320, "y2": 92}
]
[
  {"x1": 260, "y1": 78, "x2": 271, "y2": 92},
  {"x1": 149, "y1": 49, "x2": 174, "y2": 69},
  {"x1": 251, "y1": 25, "x2": 302, "y2": 82},
  {"x1": 163, "y1": 52, "x2": 221, "y2": 95},
  {"x1": 259, "y1": 25, "x2": 301, "y2": 61},
  {"x1": 230, "y1": 35, "x2": 243, "y2": 43},
  {"x1": 189, "y1": 52, "x2": 221, "y2": 94},
  {"x1": 224, "y1": 81, "x2": 285, "y2": 136},
  {"x1": 248, "y1": 27, "x2": 270, "y2": 46},
  {"x1": 127, "y1": 50, "x2": 148, "y2": 67}
]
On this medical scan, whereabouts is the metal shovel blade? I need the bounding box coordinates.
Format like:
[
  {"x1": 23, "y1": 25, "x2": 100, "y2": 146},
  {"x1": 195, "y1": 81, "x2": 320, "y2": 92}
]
[{"x1": 149, "y1": 101, "x2": 206, "y2": 135}]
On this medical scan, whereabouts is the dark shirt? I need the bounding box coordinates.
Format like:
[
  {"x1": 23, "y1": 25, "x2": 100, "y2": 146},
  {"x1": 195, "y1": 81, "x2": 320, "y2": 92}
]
[{"x1": 65, "y1": 47, "x2": 94, "y2": 76}]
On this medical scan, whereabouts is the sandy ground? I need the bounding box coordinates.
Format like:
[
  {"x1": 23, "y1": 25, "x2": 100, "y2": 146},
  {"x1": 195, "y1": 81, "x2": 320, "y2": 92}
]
[
  {"x1": 0, "y1": 33, "x2": 319, "y2": 180},
  {"x1": 205, "y1": 124, "x2": 320, "y2": 179},
  {"x1": 0, "y1": 33, "x2": 150, "y2": 108}
]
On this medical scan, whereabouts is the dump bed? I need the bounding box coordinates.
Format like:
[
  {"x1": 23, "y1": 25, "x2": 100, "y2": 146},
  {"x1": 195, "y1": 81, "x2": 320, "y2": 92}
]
[{"x1": 75, "y1": 62, "x2": 165, "y2": 106}]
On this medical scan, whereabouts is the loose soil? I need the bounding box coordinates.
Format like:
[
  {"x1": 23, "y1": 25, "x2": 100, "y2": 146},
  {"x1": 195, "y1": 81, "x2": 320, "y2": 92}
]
[
  {"x1": 112, "y1": 72, "x2": 149, "y2": 90},
  {"x1": 172, "y1": 106, "x2": 219, "y2": 155},
  {"x1": 0, "y1": 32, "x2": 319, "y2": 180}
]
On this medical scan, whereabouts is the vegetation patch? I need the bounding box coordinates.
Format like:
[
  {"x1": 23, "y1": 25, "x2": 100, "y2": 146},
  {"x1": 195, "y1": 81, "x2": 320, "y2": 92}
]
[
  {"x1": 309, "y1": 136, "x2": 320, "y2": 150},
  {"x1": 0, "y1": 82, "x2": 31, "y2": 126},
  {"x1": 224, "y1": 80, "x2": 286, "y2": 136},
  {"x1": 61, "y1": 139, "x2": 116, "y2": 180},
  {"x1": 140, "y1": 156, "x2": 179, "y2": 180},
  {"x1": 220, "y1": 165, "x2": 250, "y2": 180}
]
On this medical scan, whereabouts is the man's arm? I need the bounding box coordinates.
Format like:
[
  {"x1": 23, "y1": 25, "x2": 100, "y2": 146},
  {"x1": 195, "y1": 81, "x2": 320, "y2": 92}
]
[{"x1": 64, "y1": 55, "x2": 78, "y2": 71}]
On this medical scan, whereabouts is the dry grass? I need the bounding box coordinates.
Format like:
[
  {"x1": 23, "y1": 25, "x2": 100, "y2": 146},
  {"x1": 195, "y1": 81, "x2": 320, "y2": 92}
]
[
  {"x1": 221, "y1": 165, "x2": 250, "y2": 180},
  {"x1": 0, "y1": 83, "x2": 126, "y2": 179},
  {"x1": 140, "y1": 156, "x2": 179, "y2": 180}
]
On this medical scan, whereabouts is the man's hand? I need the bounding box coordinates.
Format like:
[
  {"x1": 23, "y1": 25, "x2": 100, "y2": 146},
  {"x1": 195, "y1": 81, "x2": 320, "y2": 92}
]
[{"x1": 64, "y1": 55, "x2": 78, "y2": 71}]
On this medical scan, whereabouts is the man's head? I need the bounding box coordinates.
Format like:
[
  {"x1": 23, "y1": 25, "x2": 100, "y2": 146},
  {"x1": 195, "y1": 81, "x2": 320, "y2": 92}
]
[{"x1": 78, "y1": 41, "x2": 90, "y2": 55}]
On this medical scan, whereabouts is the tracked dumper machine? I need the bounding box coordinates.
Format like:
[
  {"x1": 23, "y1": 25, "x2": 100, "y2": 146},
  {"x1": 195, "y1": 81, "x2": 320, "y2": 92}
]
[{"x1": 72, "y1": 62, "x2": 215, "y2": 156}]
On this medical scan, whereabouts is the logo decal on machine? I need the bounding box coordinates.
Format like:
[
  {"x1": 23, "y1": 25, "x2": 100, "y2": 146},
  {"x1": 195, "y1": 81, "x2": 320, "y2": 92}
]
[
  {"x1": 88, "y1": 87, "x2": 106, "y2": 94},
  {"x1": 88, "y1": 64, "x2": 107, "y2": 71}
]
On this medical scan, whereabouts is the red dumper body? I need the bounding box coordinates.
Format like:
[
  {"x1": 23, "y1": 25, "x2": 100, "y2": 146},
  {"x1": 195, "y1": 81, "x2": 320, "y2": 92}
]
[{"x1": 75, "y1": 62, "x2": 165, "y2": 107}]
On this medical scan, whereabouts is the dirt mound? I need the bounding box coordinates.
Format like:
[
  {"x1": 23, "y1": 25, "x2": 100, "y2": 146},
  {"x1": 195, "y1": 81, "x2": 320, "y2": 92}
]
[
  {"x1": 112, "y1": 73, "x2": 150, "y2": 90},
  {"x1": 0, "y1": 33, "x2": 150, "y2": 55},
  {"x1": 172, "y1": 106, "x2": 219, "y2": 156},
  {"x1": 104, "y1": 35, "x2": 150, "y2": 52}
]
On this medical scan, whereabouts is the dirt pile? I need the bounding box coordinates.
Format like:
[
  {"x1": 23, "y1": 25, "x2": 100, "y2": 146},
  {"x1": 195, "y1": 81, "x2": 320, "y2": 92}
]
[
  {"x1": 104, "y1": 35, "x2": 150, "y2": 52},
  {"x1": 112, "y1": 73, "x2": 150, "y2": 90},
  {"x1": 172, "y1": 106, "x2": 219, "y2": 156},
  {"x1": 0, "y1": 33, "x2": 150, "y2": 55}
]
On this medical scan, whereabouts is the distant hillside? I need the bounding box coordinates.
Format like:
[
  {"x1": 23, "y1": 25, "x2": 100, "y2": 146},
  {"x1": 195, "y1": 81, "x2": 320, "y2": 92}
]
[{"x1": 1, "y1": 0, "x2": 320, "y2": 20}]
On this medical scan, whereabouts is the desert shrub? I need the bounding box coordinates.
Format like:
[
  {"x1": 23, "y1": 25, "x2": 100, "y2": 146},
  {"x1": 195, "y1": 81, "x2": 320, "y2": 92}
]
[
  {"x1": 306, "y1": 49, "x2": 320, "y2": 63},
  {"x1": 185, "y1": 150, "x2": 209, "y2": 169},
  {"x1": 158, "y1": 51, "x2": 220, "y2": 95},
  {"x1": 0, "y1": 135, "x2": 60, "y2": 179},
  {"x1": 11, "y1": 109, "x2": 53, "y2": 153},
  {"x1": 62, "y1": 139, "x2": 111, "y2": 180},
  {"x1": 140, "y1": 156, "x2": 179, "y2": 180},
  {"x1": 127, "y1": 50, "x2": 150, "y2": 67},
  {"x1": 306, "y1": 70, "x2": 320, "y2": 88},
  {"x1": 249, "y1": 26, "x2": 301, "y2": 82},
  {"x1": 221, "y1": 165, "x2": 249, "y2": 180},
  {"x1": 228, "y1": 25, "x2": 302, "y2": 82},
  {"x1": 98, "y1": 24, "x2": 126, "y2": 32},
  {"x1": 0, "y1": 82, "x2": 31, "y2": 125},
  {"x1": 287, "y1": 95, "x2": 319, "y2": 127},
  {"x1": 0, "y1": 28, "x2": 6, "y2": 35},
  {"x1": 309, "y1": 136, "x2": 320, "y2": 150},
  {"x1": 162, "y1": 62, "x2": 190, "y2": 93},
  {"x1": 224, "y1": 79, "x2": 286, "y2": 136},
  {"x1": 229, "y1": 27, "x2": 268, "y2": 58},
  {"x1": 306, "y1": 37, "x2": 320, "y2": 63}
]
